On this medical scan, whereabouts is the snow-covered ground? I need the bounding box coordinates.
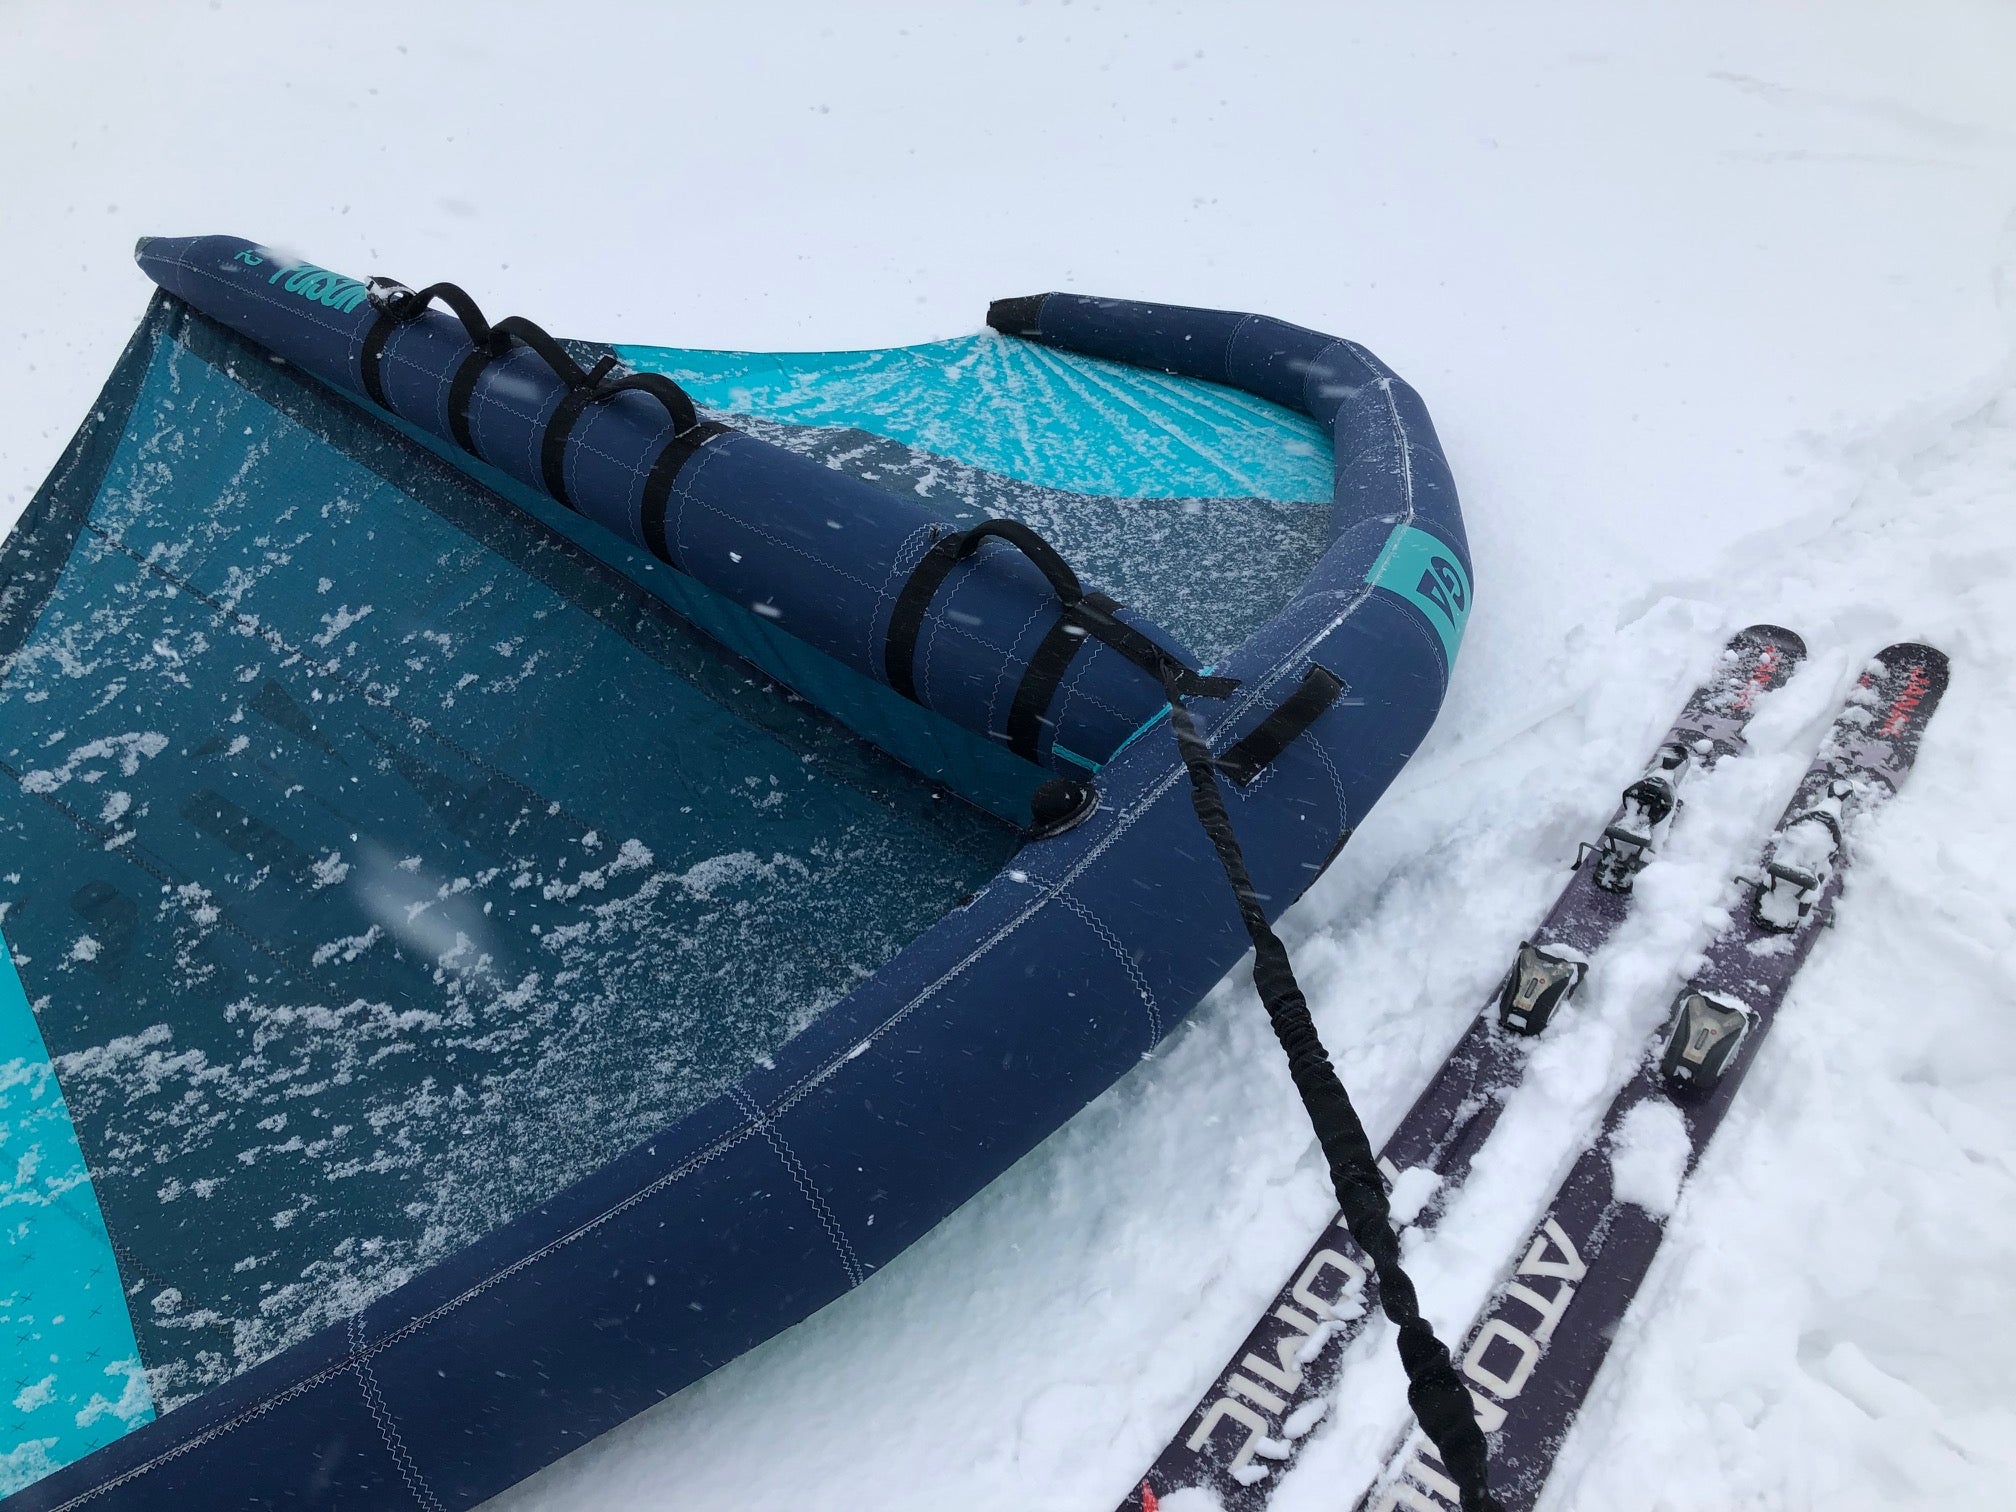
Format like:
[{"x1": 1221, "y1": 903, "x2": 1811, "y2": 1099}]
[{"x1": 5, "y1": 4, "x2": 2016, "y2": 1508}]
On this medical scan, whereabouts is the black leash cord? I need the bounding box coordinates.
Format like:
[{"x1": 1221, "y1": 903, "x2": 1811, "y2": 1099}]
[{"x1": 1162, "y1": 678, "x2": 1500, "y2": 1512}]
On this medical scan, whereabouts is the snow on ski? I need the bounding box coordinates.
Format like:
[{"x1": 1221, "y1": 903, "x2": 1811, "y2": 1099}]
[
  {"x1": 1119, "y1": 625, "x2": 1805, "y2": 1512},
  {"x1": 1357, "y1": 641, "x2": 1950, "y2": 1512}
]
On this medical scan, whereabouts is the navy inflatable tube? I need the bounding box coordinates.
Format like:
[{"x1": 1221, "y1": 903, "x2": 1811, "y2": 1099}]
[
  {"x1": 132, "y1": 236, "x2": 1212, "y2": 775},
  {"x1": 988, "y1": 291, "x2": 1468, "y2": 565}
]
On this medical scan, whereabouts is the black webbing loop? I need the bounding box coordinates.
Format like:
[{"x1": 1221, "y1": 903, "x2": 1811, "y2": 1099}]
[
  {"x1": 593, "y1": 371, "x2": 703, "y2": 439},
  {"x1": 885, "y1": 521, "x2": 1078, "y2": 701},
  {"x1": 1214, "y1": 665, "x2": 1346, "y2": 786},
  {"x1": 1161, "y1": 670, "x2": 1500, "y2": 1512},
  {"x1": 950, "y1": 517, "x2": 1086, "y2": 604},
  {"x1": 484, "y1": 314, "x2": 599, "y2": 388},
  {"x1": 447, "y1": 343, "x2": 494, "y2": 455},
  {"x1": 361, "y1": 277, "x2": 709, "y2": 496},
  {"x1": 449, "y1": 314, "x2": 600, "y2": 464},
  {"x1": 360, "y1": 279, "x2": 497, "y2": 409},
  {"x1": 538, "y1": 355, "x2": 620, "y2": 508},
  {"x1": 884, "y1": 529, "x2": 973, "y2": 701},
  {"x1": 999, "y1": 591, "x2": 1235, "y2": 760},
  {"x1": 640, "y1": 420, "x2": 732, "y2": 567},
  {"x1": 366, "y1": 278, "x2": 496, "y2": 343},
  {"x1": 1062, "y1": 593, "x2": 1237, "y2": 701},
  {"x1": 1005, "y1": 592, "x2": 1115, "y2": 759},
  {"x1": 883, "y1": 518, "x2": 1237, "y2": 756}
]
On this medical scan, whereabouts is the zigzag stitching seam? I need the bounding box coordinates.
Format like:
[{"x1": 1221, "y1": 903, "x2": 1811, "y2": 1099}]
[
  {"x1": 731, "y1": 1088, "x2": 867, "y2": 1288},
  {"x1": 348, "y1": 1313, "x2": 445, "y2": 1512},
  {"x1": 1058, "y1": 891, "x2": 1162, "y2": 1044}
]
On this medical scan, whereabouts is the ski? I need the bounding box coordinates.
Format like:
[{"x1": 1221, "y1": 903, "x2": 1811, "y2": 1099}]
[
  {"x1": 1120, "y1": 625, "x2": 1805, "y2": 1512},
  {"x1": 1357, "y1": 641, "x2": 1950, "y2": 1512}
]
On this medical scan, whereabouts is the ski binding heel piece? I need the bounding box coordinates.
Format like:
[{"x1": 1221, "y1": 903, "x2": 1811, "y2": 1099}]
[
  {"x1": 1498, "y1": 941, "x2": 1587, "y2": 1036},
  {"x1": 1659, "y1": 988, "x2": 1752, "y2": 1091},
  {"x1": 1592, "y1": 741, "x2": 1691, "y2": 894}
]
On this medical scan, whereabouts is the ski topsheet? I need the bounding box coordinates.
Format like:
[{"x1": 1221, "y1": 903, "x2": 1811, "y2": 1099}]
[
  {"x1": 1120, "y1": 626, "x2": 1805, "y2": 1512},
  {"x1": 1358, "y1": 642, "x2": 1950, "y2": 1512}
]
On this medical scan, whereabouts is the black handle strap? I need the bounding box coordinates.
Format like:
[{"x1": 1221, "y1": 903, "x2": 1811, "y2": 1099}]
[
  {"x1": 884, "y1": 528, "x2": 975, "y2": 700},
  {"x1": 886, "y1": 518, "x2": 1096, "y2": 703},
  {"x1": 951, "y1": 517, "x2": 1085, "y2": 604},
  {"x1": 360, "y1": 279, "x2": 496, "y2": 408},
  {"x1": 360, "y1": 273, "x2": 714, "y2": 515},
  {"x1": 453, "y1": 314, "x2": 603, "y2": 463},
  {"x1": 1214, "y1": 665, "x2": 1346, "y2": 786},
  {"x1": 639, "y1": 420, "x2": 733, "y2": 568},
  {"x1": 1005, "y1": 590, "x2": 1116, "y2": 760},
  {"x1": 884, "y1": 517, "x2": 1236, "y2": 759},
  {"x1": 483, "y1": 315, "x2": 598, "y2": 388},
  {"x1": 1160, "y1": 667, "x2": 1500, "y2": 1512},
  {"x1": 539, "y1": 369, "x2": 706, "y2": 511},
  {"x1": 1063, "y1": 593, "x2": 1236, "y2": 701},
  {"x1": 389, "y1": 297, "x2": 615, "y2": 461},
  {"x1": 537, "y1": 355, "x2": 621, "y2": 507}
]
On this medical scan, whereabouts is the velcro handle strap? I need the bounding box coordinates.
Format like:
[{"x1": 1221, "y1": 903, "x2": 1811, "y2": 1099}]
[
  {"x1": 639, "y1": 420, "x2": 733, "y2": 568},
  {"x1": 445, "y1": 313, "x2": 596, "y2": 461},
  {"x1": 359, "y1": 278, "x2": 495, "y2": 409},
  {"x1": 483, "y1": 314, "x2": 595, "y2": 388},
  {"x1": 884, "y1": 515, "x2": 1238, "y2": 755},
  {"x1": 1067, "y1": 595, "x2": 1237, "y2": 701},
  {"x1": 1215, "y1": 665, "x2": 1346, "y2": 786}
]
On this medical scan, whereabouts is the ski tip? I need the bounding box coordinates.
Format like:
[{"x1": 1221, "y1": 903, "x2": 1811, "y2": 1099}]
[
  {"x1": 1868, "y1": 641, "x2": 1950, "y2": 679},
  {"x1": 1719, "y1": 624, "x2": 1807, "y2": 709},
  {"x1": 1736, "y1": 623, "x2": 1807, "y2": 661},
  {"x1": 1858, "y1": 643, "x2": 1950, "y2": 748}
]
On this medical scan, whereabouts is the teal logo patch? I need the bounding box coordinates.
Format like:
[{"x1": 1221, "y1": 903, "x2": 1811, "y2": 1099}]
[{"x1": 1365, "y1": 524, "x2": 1470, "y2": 672}]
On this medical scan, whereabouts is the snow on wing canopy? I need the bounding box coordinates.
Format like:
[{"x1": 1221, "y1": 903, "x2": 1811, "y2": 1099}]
[
  {"x1": 0, "y1": 294, "x2": 1019, "y2": 1466},
  {"x1": 615, "y1": 332, "x2": 1336, "y2": 662}
]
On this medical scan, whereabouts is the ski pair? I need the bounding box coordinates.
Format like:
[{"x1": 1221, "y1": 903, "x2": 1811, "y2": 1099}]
[
  {"x1": 1122, "y1": 629, "x2": 1939, "y2": 1511},
  {"x1": 1357, "y1": 640, "x2": 1948, "y2": 1511}
]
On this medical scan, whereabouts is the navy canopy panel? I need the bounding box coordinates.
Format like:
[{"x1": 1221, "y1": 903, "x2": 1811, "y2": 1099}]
[{"x1": 2, "y1": 246, "x2": 1468, "y2": 1512}]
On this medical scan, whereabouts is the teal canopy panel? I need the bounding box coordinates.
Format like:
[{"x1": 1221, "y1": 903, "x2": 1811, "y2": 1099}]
[{"x1": 616, "y1": 333, "x2": 1333, "y2": 502}]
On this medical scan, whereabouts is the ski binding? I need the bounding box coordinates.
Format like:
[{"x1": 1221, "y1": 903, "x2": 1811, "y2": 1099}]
[
  {"x1": 1755, "y1": 786, "x2": 1848, "y2": 931},
  {"x1": 1658, "y1": 987, "x2": 1753, "y2": 1091},
  {"x1": 1589, "y1": 741, "x2": 1692, "y2": 893},
  {"x1": 1497, "y1": 941, "x2": 1588, "y2": 1036}
]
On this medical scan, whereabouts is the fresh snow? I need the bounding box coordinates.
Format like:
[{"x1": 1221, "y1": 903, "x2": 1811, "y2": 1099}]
[
  {"x1": 1608, "y1": 1100, "x2": 1691, "y2": 1219},
  {"x1": 5, "y1": 4, "x2": 2016, "y2": 1510}
]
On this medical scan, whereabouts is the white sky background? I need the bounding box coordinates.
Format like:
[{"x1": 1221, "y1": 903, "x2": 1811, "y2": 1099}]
[{"x1": 3, "y1": 4, "x2": 2016, "y2": 1509}]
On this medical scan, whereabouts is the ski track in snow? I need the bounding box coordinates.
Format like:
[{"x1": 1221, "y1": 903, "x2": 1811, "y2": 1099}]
[{"x1": 5, "y1": 4, "x2": 2016, "y2": 1511}]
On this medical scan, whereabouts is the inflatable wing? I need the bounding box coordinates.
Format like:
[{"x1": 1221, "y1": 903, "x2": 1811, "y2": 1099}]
[{"x1": 0, "y1": 236, "x2": 1469, "y2": 1510}]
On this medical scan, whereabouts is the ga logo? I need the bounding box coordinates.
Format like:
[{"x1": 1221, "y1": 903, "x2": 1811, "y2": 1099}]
[
  {"x1": 1364, "y1": 524, "x2": 1470, "y2": 671},
  {"x1": 1415, "y1": 555, "x2": 1466, "y2": 625}
]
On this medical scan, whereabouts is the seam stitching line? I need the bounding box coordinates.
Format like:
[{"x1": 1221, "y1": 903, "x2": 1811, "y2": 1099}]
[
  {"x1": 1057, "y1": 891, "x2": 1162, "y2": 1044},
  {"x1": 730, "y1": 1088, "x2": 867, "y2": 1287},
  {"x1": 348, "y1": 1313, "x2": 445, "y2": 1512}
]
